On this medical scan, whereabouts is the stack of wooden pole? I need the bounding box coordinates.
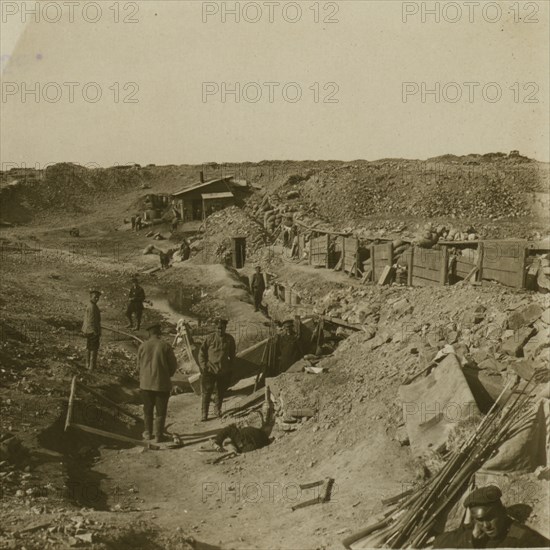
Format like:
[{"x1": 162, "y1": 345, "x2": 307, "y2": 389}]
[{"x1": 343, "y1": 375, "x2": 537, "y2": 549}]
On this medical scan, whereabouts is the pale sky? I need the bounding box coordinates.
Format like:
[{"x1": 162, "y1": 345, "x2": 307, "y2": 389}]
[{"x1": 1, "y1": 0, "x2": 549, "y2": 167}]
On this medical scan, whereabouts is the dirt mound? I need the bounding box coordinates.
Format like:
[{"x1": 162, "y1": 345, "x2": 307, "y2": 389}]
[
  {"x1": 0, "y1": 163, "x2": 198, "y2": 224},
  {"x1": 266, "y1": 281, "x2": 549, "y2": 535},
  {"x1": 190, "y1": 206, "x2": 270, "y2": 264},
  {"x1": 298, "y1": 158, "x2": 547, "y2": 224}
]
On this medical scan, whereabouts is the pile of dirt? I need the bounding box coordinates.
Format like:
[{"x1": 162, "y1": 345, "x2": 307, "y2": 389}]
[
  {"x1": 269, "y1": 281, "x2": 549, "y2": 442},
  {"x1": 190, "y1": 206, "x2": 270, "y2": 264},
  {"x1": 299, "y1": 157, "x2": 547, "y2": 221},
  {"x1": 246, "y1": 157, "x2": 547, "y2": 239},
  {"x1": 265, "y1": 281, "x2": 549, "y2": 535},
  {"x1": 0, "y1": 164, "x2": 198, "y2": 224}
]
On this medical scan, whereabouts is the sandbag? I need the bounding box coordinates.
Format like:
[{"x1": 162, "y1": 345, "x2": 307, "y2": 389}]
[
  {"x1": 414, "y1": 238, "x2": 433, "y2": 249},
  {"x1": 482, "y1": 399, "x2": 547, "y2": 473}
]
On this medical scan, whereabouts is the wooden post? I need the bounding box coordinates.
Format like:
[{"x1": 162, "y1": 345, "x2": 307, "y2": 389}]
[
  {"x1": 308, "y1": 236, "x2": 312, "y2": 265},
  {"x1": 370, "y1": 245, "x2": 376, "y2": 283},
  {"x1": 440, "y1": 246, "x2": 449, "y2": 285},
  {"x1": 341, "y1": 237, "x2": 346, "y2": 273},
  {"x1": 325, "y1": 235, "x2": 330, "y2": 269},
  {"x1": 476, "y1": 242, "x2": 484, "y2": 282},
  {"x1": 520, "y1": 245, "x2": 528, "y2": 289},
  {"x1": 65, "y1": 376, "x2": 77, "y2": 432},
  {"x1": 407, "y1": 247, "x2": 414, "y2": 287},
  {"x1": 387, "y1": 242, "x2": 394, "y2": 268},
  {"x1": 358, "y1": 237, "x2": 363, "y2": 277}
]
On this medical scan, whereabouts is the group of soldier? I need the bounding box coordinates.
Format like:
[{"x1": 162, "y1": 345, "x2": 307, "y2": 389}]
[{"x1": 81, "y1": 267, "x2": 301, "y2": 441}]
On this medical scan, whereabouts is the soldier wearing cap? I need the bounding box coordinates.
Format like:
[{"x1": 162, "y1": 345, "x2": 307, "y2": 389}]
[
  {"x1": 251, "y1": 266, "x2": 266, "y2": 312},
  {"x1": 137, "y1": 323, "x2": 178, "y2": 442},
  {"x1": 82, "y1": 289, "x2": 101, "y2": 371},
  {"x1": 198, "y1": 318, "x2": 236, "y2": 421},
  {"x1": 432, "y1": 485, "x2": 549, "y2": 548},
  {"x1": 126, "y1": 277, "x2": 146, "y2": 330}
]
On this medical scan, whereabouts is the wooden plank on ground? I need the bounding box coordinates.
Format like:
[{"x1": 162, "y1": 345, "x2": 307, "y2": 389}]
[
  {"x1": 102, "y1": 325, "x2": 143, "y2": 344},
  {"x1": 68, "y1": 422, "x2": 159, "y2": 449},
  {"x1": 222, "y1": 387, "x2": 265, "y2": 416},
  {"x1": 142, "y1": 266, "x2": 161, "y2": 275},
  {"x1": 324, "y1": 317, "x2": 362, "y2": 331},
  {"x1": 378, "y1": 265, "x2": 394, "y2": 285}
]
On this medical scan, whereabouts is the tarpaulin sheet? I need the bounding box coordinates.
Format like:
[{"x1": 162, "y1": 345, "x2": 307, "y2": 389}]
[
  {"x1": 482, "y1": 398, "x2": 547, "y2": 473},
  {"x1": 399, "y1": 353, "x2": 480, "y2": 457}
]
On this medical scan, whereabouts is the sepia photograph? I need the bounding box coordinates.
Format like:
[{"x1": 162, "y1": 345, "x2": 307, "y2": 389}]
[{"x1": 0, "y1": 1, "x2": 549, "y2": 549}]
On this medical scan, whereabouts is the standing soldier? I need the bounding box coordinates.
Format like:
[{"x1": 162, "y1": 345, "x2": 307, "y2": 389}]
[
  {"x1": 179, "y1": 239, "x2": 191, "y2": 261},
  {"x1": 126, "y1": 277, "x2": 146, "y2": 330},
  {"x1": 82, "y1": 289, "x2": 101, "y2": 371},
  {"x1": 199, "y1": 318, "x2": 236, "y2": 421},
  {"x1": 251, "y1": 266, "x2": 266, "y2": 312},
  {"x1": 137, "y1": 323, "x2": 178, "y2": 443}
]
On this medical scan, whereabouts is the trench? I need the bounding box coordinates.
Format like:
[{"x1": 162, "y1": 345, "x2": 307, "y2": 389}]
[
  {"x1": 37, "y1": 387, "x2": 142, "y2": 511},
  {"x1": 34, "y1": 274, "x2": 270, "y2": 512}
]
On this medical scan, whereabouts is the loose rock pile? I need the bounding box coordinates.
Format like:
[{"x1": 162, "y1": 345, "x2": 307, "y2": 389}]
[
  {"x1": 298, "y1": 158, "x2": 545, "y2": 223},
  {"x1": 192, "y1": 207, "x2": 270, "y2": 264}
]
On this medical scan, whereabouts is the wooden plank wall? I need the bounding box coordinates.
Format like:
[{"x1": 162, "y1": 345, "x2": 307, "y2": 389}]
[
  {"x1": 455, "y1": 256, "x2": 477, "y2": 279},
  {"x1": 370, "y1": 243, "x2": 393, "y2": 283},
  {"x1": 309, "y1": 234, "x2": 329, "y2": 268},
  {"x1": 411, "y1": 247, "x2": 448, "y2": 286},
  {"x1": 481, "y1": 240, "x2": 527, "y2": 289},
  {"x1": 343, "y1": 237, "x2": 359, "y2": 276},
  {"x1": 333, "y1": 236, "x2": 343, "y2": 267}
]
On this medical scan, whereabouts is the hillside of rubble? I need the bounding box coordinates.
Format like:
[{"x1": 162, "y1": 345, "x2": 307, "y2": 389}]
[{"x1": 1, "y1": 154, "x2": 548, "y2": 239}]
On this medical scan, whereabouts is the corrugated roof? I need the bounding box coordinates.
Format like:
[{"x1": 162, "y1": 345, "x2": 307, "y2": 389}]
[
  {"x1": 172, "y1": 177, "x2": 232, "y2": 197},
  {"x1": 201, "y1": 192, "x2": 234, "y2": 200}
]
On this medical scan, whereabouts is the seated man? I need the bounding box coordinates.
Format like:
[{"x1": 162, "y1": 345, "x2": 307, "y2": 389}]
[
  {"x1": 212, "y1": 423, "x2": 269, "y2": 454},
  {"x1": 432, "y1": 485, "x2": 549, "y2": 549}
]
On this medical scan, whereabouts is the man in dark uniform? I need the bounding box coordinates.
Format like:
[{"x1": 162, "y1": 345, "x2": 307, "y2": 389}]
[
  {"x1": 251, "y1": 266, "x2": 266, "y2": 312},
  {"x1": 126, "y1": 277, "x2": 146, "y2": 330},
  {"x1": 198, "y1": 318, "x2": 236, "y2": 421},
  {"x1": 179, "y1": 239, "x2": 191, "y2": 261},
  {"x1": 212, "y1": 423, "x2": 269, "y2": 454},
  {"x1": 82, "y1": 289, "x2": 101, "y2": 371},
  {"x1": 432, "y1": 485, "x2": 549, "y2": 548},
  {"x1": 137, "y1": 323, "x2": 178, "y2": 443}
]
